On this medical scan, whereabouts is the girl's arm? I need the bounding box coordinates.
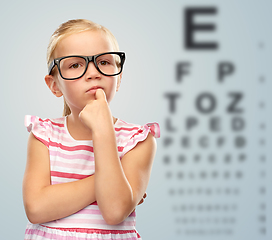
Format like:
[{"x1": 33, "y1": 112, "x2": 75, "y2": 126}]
[
  {"x1": 22, "y1": 132, "x2": 96, "y2": 224},
  {"x1": 94, "y1": 130, "x2": 156, "y2": 225},
  {"x1": 79, "y1": 89, "x2": 157, "y2": 225}
]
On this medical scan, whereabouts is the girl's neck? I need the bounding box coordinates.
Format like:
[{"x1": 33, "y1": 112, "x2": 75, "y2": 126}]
[{"x1": 67, "y1": 113, "x2": 93, "y2": 141}]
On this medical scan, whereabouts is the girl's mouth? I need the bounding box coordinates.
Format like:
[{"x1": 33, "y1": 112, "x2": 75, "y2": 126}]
[{"x1": 86, "y1": 86, "x2": 103, "y2": 94}]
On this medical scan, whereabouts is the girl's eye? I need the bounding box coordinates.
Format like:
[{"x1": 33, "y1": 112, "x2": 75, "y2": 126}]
[
  {"x1": 99, "y1": 61, "x2": 109, "y2": 66},
  {"x1": 70, "y1": 63, "x2": 81, "y2": 69}
]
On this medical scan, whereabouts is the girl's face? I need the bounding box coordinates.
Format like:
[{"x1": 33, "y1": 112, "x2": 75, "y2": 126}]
[{"x1": 48, "y1": 30, "x2": 122, "y2": 114}]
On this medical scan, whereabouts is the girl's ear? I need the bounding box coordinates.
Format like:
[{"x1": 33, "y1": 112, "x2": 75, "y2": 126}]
[
  {"x1": 116, "y1": 72, "x2": 122, "y2": 92},
  {"x1": 45, "y1": 75, "x2": 63, "y2": 97}
]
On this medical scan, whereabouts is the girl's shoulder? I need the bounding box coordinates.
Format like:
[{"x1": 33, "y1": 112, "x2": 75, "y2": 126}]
[
  {"x1": 25, "y1": 115, "x2": 65, "y2": 132},
  {"x1": 24, "y1": 115, "x2": 65, "y2": 147},
  {"x1": 114, "y1": 119, "x2": 160, "y2": 138},
  {"x1": 114, "y1": 118, "x2": 160, "y2": 158}
]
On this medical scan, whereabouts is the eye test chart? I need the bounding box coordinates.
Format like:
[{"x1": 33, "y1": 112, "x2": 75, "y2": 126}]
[{"x1": 158, "y1": 2, "x2": 272, "y2": 240}]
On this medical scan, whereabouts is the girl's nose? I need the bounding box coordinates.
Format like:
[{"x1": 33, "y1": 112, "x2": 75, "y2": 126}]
[{"x1": 85, "y1": 62, "x2": 101, "y2": 80}]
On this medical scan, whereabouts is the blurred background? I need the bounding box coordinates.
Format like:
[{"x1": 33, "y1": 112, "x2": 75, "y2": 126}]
[{"x1": 0, "y1": 0, "x2": 271, "y2": 239}]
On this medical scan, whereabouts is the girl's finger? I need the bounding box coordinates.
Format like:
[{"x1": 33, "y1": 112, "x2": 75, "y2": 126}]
[{"x1": 95, "y1": 88, "x2": 106, "y2": 100}]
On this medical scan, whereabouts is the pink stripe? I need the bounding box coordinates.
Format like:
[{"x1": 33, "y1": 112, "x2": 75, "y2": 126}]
[
  {"x1": 51, "y1": 171, "x2": 91, "y2": 180},
  {"x1": 42, "y1": 225, "x2": 138, "y2": 234},
  {"x1": 38, "y1": 117, "x2": 64, "y2": 127},
  {"x1": 50, "y1": 143, "x2": 123, "y2": 153},
  {"x1": 74, "y1": 206, "x2": 134, "y2": 216},
  {"x1": 124, "y1": 135, "x2": 147, "y2": 148},
  {"x1": 53, "y1": 218, "x2": 135, "y2": 226},
  {"x1": 50, "y1": 141, "x2": 94, "y2": 152},
  {"x1": 51, "y1": 181, "x2": 64, "y2": 185},
  {"x1": 131, "y1": 129, "x2": 143, "y2": 138},
  {"x1": 50, "y1": 150, "x2": 94, "y2": 161},
  {"x1": 147, "y1": 122, "x2": 160, "y2": 138},
  {"x1": 52, "y1": 160, "x2": 94, "y2": 171},
  {"x1": 53, "y1": 218, "x2": 107, "y2": 225},
  {"x1": 25, "y1": 228, "x2": 58, "y2": 239},
  {"x1": 25, "y1": 228, "x2": 84, "y2": 240},
  {"x1": 115, "y1": 127, "x2": 140, "y2": 132},
  {"x1": 25, "y1": 226, "x2": 140, "y2": 240},
  {"x1": 115, "y1": 131, "x2": 137, "y2": 137},
  {"x1": 76, "y1": 208, "x2": 101, "y2": 215},
  {"x1": 51, "y1": 179, "x2": 96, "y2": 185},
  {"x1": 51, "y1": 125, "x2": 67, "y2": 134}
]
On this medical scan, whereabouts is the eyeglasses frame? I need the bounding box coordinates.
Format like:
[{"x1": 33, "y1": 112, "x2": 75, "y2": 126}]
[{"x1": 48, "y1": 51, "x2": 126, "y2": 80}]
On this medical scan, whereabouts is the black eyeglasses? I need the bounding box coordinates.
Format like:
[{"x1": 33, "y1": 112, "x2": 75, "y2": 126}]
[{"x1": 48, "y1": 52, "x2": 125, "y2": 80}]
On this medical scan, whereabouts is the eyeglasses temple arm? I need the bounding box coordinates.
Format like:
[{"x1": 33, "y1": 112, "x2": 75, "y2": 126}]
[{"x1": 48, "y1": 60, "x2": 55, "y2": 75}]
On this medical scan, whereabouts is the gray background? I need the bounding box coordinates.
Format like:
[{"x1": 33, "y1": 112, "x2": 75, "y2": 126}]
[{"x1": 0, "y1": 0, "x2": 271, "y2": 239}]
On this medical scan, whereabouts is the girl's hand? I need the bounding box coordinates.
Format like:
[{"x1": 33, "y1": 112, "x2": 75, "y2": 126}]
[
  {"x1": 131, "y1": 192, "x2": 147, "y2": 213},
  {"x1": 79, "y1": 89, "x2": 113, "y2": 133},
  {"x1": 137, "y1": 192, "x2": 147, "y2": 206}
]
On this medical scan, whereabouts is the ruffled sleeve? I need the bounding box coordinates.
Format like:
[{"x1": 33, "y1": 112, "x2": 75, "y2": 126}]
[
  {"x1": 24, "y1": 115, "x2": 52, "y2": 148},
  {"x1": 115, "y1": 120, "x2": 160, "y2": 159}
]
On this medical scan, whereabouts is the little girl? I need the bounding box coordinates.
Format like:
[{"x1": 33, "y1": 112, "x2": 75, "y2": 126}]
[{"x1": 23, "y1": 19, "x2": 160, "y2": 240}]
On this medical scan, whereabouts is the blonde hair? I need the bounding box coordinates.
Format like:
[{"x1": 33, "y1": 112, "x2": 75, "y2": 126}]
[{"x1": 46, "y1": 19, "x2": 120, "y2": 116}]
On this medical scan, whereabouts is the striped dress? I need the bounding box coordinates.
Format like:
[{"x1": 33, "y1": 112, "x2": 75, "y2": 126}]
[{"x1": 24, "y1": 115, "x2": 160, "y2": 240}]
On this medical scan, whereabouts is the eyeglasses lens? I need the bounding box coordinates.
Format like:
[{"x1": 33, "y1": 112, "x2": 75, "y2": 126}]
[{"x1": 59, "y1": 53, "x2": 122, "y2": 79}]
